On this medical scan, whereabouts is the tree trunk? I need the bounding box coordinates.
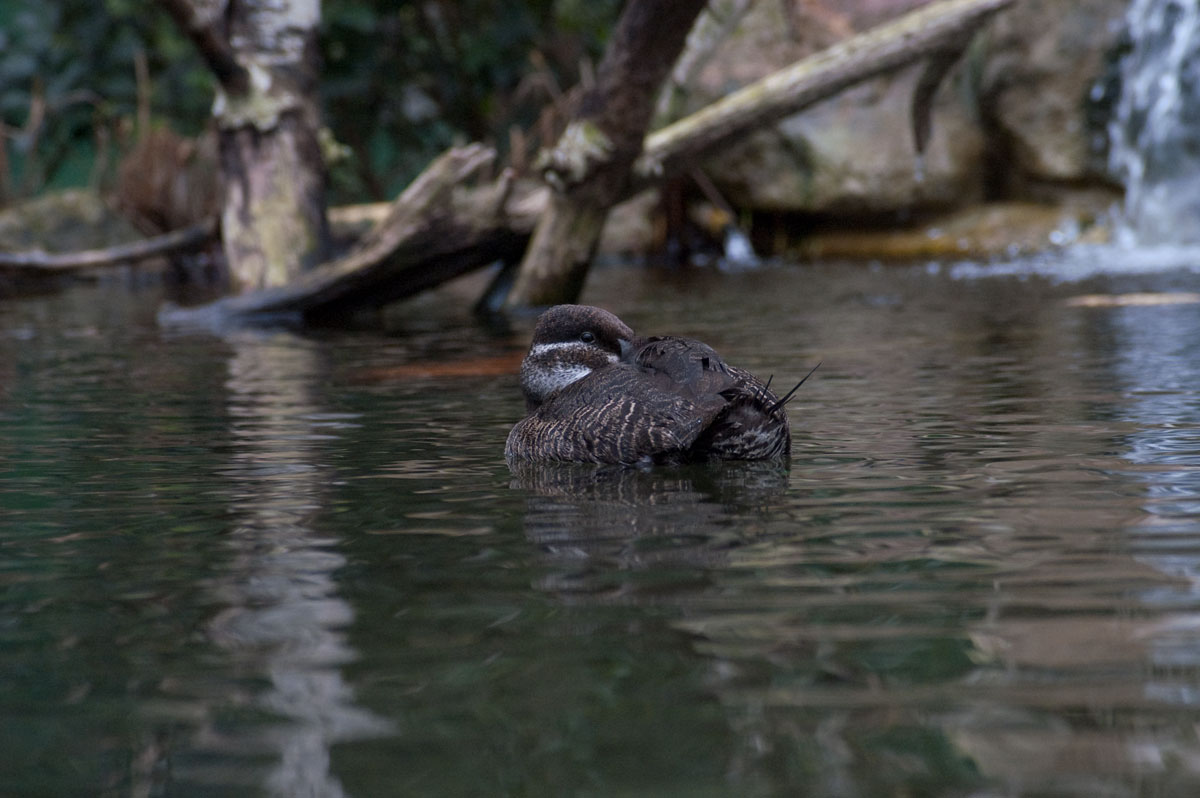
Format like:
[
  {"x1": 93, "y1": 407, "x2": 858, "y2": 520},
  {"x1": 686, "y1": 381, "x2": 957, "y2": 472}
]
[
  {"x1": 160, "y1": 0, "x2": 329, "y2": 292},
  {"x1": 504, "y1": 0, "x2": 708, "y2": 308}
]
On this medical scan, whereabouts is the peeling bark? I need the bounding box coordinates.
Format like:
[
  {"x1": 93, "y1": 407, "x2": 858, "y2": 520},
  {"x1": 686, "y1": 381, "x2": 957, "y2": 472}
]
[
  {"x1": 160, "y1": 0, "x2": 329, "y2": 292},
  {"x1": 219, "y1": 109, "x2": 328, "y2": 289}
]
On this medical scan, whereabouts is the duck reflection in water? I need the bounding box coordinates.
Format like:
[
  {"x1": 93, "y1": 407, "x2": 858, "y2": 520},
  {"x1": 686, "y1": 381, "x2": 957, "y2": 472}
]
[
  {"x1": 510, "y1": 460, "x2": 792, "y2": 583},
  {"x1": 506, "y1": 305, "x2": 816, "y2": 466}
]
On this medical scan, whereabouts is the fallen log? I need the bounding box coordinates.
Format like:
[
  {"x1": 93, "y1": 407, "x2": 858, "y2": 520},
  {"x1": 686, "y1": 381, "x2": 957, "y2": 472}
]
[
  {"x1": 0, "y1": 219, "x2": 215, "y2": 271},
  {"x1": 159, "y1": 144, "x2": 534, "y2": 326},
  {"x1": 218, "y1": 0, "x2": 1013, "y2": 322}
]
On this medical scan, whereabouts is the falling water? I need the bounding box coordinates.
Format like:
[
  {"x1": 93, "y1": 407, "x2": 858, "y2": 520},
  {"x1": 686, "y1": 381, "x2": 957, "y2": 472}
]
[{"x1": 1108, "y1": 0, "x2": 1200, "y2": 244}]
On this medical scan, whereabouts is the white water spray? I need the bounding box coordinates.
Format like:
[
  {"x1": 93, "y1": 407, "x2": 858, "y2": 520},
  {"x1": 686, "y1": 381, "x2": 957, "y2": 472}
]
[{"x1": 1109, "y1": 0, "x2": 1200, "y2": 244}]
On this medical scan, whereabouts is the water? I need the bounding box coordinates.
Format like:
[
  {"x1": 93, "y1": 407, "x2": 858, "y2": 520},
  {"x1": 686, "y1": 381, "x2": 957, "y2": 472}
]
[
  {"x1": 1108, "y1": 0, "x2": 1200, "y2": 244},
  {"x1": 3, "y1": 257, "x2": 1200, "y2": 797}
]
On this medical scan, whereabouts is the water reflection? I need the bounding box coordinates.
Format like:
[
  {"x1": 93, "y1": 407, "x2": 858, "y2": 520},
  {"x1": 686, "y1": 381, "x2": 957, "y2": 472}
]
[
  {"x1": 202, "y1": 331, "x2": 389, "y2": 796},
  {"x1": 1111, "y1": 303, "x2": 1200, "y2": 684},
  {"x1": 1115, "y1": 303, "x2": 1200, "y2": 525},
  {"x1": 511, "y1": 461, "x2": 788, "y2": 592}
]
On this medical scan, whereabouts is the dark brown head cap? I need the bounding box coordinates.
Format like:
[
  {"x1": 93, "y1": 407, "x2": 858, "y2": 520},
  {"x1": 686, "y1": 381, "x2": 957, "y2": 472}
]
[{"x1": 530, "y1": 304, "x2": 635, "y2": 350}]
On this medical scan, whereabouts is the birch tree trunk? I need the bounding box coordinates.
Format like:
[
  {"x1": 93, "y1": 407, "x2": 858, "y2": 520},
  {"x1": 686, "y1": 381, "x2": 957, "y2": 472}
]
[
  {"x1": 504, "y1": 0, "x2": 708, "y2": 308},
  {"x1": 161, "y1": 0, "x2": 329, "y2": 292}
]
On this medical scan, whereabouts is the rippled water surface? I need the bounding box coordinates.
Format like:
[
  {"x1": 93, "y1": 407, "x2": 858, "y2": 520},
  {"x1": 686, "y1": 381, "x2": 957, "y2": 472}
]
[{"x1": 4, "y1": 257, "x2": 1200, "y2": 797}]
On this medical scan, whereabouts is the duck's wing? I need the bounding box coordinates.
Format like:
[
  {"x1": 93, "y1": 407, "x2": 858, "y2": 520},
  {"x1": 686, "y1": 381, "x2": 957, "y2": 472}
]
[
  {"x1": 691, "y1": 364, "x2": 792, "y2": 460},
  {"x1": 630, "y1": 336, "x2": 741, "y2": 399},
  {"x1": 504, "y1": 363, "x2": 728, "y2": 465},
  {"x1": 633, "y1": 337, "x2": 792, "y2": 461}
]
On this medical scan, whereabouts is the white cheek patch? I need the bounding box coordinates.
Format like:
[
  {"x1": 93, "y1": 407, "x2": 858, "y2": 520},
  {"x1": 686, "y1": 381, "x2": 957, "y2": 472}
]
[
  {"x1": 546, "y1": 364, "x2": 594, "y2": 391},
  {"x1": 523, "y1": 343, "x2": 619, "y2": 401},
  {"x1": 530, "y1": 341, "x2": 573, "y2": 355},
  {"x1": 526, "y1": 363, "x2": 596, "y2": 399}
]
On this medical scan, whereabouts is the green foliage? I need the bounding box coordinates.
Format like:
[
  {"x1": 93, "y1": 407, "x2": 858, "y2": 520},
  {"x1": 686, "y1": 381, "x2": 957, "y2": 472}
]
[
  {"x1": 0, "y1": 0, "x2": 622, "y2": 207},
  {"x1": 0, "y1": 0, "x2": 211, "y2": 202},
  {"x1": 320, "y1": 0, "x2": 620, "y2": 201}
]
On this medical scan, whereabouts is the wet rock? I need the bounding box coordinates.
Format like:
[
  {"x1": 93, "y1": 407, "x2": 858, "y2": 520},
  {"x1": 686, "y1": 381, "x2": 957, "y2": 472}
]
[
  {"x1": 795, "y1": 200, "x2": 1110, "y2": 260},
  {"x1": 707, "y1": 71, "x2": 986, "y2": 214}
]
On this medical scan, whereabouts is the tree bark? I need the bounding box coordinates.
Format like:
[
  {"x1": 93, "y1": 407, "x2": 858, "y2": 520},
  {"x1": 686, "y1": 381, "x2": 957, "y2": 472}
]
[
  {"x1": 160, "y1": 0, "x2": 329, "y2": 292},
  {"x1": 504, "y1": 0, "x2": 709, "y2": 309}
]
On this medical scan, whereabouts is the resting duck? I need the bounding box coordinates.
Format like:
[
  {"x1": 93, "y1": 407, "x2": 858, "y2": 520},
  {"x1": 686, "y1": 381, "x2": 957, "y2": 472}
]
[{"x1": 505, "y1": 304, "x2": 813, "y2": 465}]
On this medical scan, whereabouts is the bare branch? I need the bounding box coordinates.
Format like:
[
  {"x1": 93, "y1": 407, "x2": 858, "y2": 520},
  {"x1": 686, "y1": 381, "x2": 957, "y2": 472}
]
[
  {"x1": 156, "y1": 0, "x2": 249, "y2": 94},
  {"x1": 0, "y1": 219, "x2": 216, "y2": 271}
]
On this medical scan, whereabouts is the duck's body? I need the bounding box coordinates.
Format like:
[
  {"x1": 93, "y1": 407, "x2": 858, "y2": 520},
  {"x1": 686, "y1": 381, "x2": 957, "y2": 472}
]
[{"x1": 505, "y1": 305, "x2": 795, "y2": 465}]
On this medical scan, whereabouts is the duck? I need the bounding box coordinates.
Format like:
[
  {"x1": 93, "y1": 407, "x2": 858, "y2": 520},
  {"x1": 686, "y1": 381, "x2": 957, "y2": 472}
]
[{"x1": 505, "y1": 304, "x2": 813, "y2": 465}]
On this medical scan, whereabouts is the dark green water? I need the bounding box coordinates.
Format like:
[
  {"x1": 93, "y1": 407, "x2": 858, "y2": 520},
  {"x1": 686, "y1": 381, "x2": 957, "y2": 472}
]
[{"x1": 3, "y1": 257, "x2": 1200, "y2": 797}]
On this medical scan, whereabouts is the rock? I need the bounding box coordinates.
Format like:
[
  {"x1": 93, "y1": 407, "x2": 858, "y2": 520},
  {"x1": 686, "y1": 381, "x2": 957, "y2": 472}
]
[
  {"x1": 980, "y1": 0, "x2": 1128, "y2": 184},
  {"x1": 795, "y1": 200, "x2": 1110, "y2": 261},
  {"x1": 0, "y1": 189, "x2": 143, "y2": 252},
  {"x1": 599, "y1": 190, "x2": 661, "y2": 255},
  {"x1": 708, "y1": 72, "x2": 986, "y2": 214},
  {"x1": 0, "y1": 189, "x2": 154, "y2": 296},
  {"x1": 667, "y1": 0, "x2": 1126, "y2": 216}
]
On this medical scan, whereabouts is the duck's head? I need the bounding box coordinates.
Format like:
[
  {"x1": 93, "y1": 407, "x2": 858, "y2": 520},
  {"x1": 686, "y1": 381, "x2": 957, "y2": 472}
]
[{"x1": 519, "y1": 305, "x2": 635, "y2": 409}]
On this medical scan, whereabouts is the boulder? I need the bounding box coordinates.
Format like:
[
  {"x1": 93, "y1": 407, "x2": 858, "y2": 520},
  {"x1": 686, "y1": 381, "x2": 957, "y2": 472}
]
[
  {"x1": 980, "y1": 0, "x2": 1127, "y2": 184},
  {"x1": 705, "y1": 71, "x2": 986, "y2": 214},
  {"x1": 669, "y1": 0, "x2": 1127, "y2": 216}
]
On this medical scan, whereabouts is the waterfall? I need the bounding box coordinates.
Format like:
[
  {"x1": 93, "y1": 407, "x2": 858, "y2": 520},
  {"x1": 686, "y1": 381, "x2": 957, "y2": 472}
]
[{"x1": 1108, "y1": 0, "x2": 1200, "y2": 244}]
